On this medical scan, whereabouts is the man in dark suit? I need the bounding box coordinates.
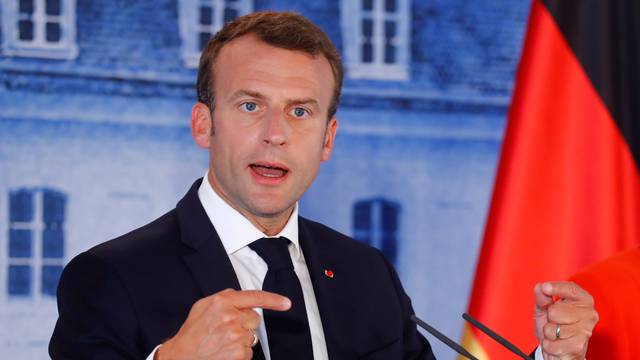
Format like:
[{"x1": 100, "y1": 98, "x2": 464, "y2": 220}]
[
  {"x1": 49, "y1": 176, "x2": 431, "y2": 359},
  {"x1": 50, "y1": 11, "x2": 597, "y2": 360}
]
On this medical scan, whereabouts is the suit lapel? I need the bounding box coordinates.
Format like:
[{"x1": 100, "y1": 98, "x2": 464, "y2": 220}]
[
  {"x1": 176, "y1": 179, "x2": 241, "y2": 296},
  {"x1": 174, "y1": 179, "x2": 266, "y2": 360},
  {"x1": 299, "y1": 218, "x2": 352, "y2": 359}
]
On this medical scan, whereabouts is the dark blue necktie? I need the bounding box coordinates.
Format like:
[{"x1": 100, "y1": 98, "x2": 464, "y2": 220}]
[{"x1": 249, "y1": 237, "x2": 314, "y2": 359}]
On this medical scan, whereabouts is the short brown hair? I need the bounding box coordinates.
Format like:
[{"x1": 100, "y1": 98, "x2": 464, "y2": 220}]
[{"x1": 196, "y1": 11, "x2": 343, "y2": 119}]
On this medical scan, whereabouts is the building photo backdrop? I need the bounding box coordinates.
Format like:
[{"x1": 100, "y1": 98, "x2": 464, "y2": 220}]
[{"x1": 0, "y1": 0, "x2": 532, "y2": 358}]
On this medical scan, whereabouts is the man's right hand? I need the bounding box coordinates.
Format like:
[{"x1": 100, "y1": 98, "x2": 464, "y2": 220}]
[{"x1": 156, "y1": 289, "x2": 291, "y2": 360}]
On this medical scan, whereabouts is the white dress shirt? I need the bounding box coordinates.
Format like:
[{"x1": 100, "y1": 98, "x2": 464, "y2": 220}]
[{"x1": 147, "y1": 174, "x2": 328, "y2": 360}]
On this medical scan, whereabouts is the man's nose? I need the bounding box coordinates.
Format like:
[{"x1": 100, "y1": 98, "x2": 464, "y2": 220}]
[{"x1": 262, "y1": 109, "x2": 289, "y2": 146}]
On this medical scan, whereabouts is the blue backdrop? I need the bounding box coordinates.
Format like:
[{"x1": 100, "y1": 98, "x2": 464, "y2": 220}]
[{"x1": 0, "y1": 0, "x2": 530, "y2": 358}]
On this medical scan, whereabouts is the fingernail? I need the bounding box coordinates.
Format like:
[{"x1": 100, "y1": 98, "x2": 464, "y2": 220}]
[
  {"x1": 283, "y1": 298, "x2": 291, "y2": 308},
  {"x1": 542, "y1": 282, "x2": 553, "y2": 293}
]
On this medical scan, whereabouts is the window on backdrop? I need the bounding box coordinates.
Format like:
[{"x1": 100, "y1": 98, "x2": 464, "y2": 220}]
[
  {"x1": 7, "y1": 188, "x2": 66, "y2": 299},
  {"x1": 341, "y1": 0, "x2": 411, "y2": 80},
  {"x1": 1, "y1": 0, "x2": 78, "y2": 59},
  {"x1": 178, "y1": 0, "x2": 253, "y2": 68},
  {"x1": 353, "y1": 198, "x2": 401, "y2": 266}
]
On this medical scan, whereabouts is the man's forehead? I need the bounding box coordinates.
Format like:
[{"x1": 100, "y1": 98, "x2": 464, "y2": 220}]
[
  {"x1": 212, "y1": 34, "x2": 335, "y2": 100},
  {"x1": 213, "y1": 34, "x2": 335, "y2": 82}
]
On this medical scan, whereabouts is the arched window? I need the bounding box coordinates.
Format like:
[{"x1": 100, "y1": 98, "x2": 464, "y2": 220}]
[{"x1": 353, "y1": 198, "x2": 401, "y2": 265}]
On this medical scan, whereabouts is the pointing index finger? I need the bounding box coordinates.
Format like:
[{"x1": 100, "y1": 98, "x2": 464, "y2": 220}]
[{"x1": 228, "y1": 290, "x2": 292, "y2": 311}]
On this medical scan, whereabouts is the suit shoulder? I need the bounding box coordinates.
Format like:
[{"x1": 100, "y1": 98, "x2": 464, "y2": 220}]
[
  {"x1": 59, "y1": 209, "x2": 185, "y2": 303},
  {"x1": 299, "y1": 216, "x2": 384, "y2": 258},
  {"x1": 86, "y1": 209, "x2": 180, "y2": 264}
]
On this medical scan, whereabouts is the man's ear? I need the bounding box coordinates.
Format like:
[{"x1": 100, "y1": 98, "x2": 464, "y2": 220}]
[
  {"x1": 321, "y1": 117, "x2": 338, "y2": 162},
  {"x1": 191, "y1": 102, "x2": 212, "y2": 148}
]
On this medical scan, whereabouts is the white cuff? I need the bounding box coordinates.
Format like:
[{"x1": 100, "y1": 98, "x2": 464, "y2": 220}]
[
  {"x1": 534, "y1": 346, "x2": 543, "y2": 359},
  {"x1": 534, "y1": 346, "x2": 585, "y2": 360}
]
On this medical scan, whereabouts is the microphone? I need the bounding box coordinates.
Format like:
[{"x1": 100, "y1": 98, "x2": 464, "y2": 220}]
[
  {"x1": 410, "y1": 315, "x2": 478, "y2": 360},
  {"x1": 462, "y1": 313, "x2": 534, "y2": 360}
]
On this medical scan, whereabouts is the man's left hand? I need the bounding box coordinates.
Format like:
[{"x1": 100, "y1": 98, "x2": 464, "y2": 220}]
[{"x1": 534, "y1": 281, "x2": 598, "y2": 360}]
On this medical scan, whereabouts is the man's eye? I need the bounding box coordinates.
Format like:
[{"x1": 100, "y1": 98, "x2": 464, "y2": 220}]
[
  {"x1": 291, "y1": 107, "x2": 308, "y2": 118},
  {"x1": 240, "y1": 102, "x2": 258, "y2": 112}
]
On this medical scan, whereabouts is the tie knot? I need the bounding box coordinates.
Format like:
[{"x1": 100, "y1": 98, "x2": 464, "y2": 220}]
[{"x1": 249, "y1": 237, "x2": 293, "y2": 270}]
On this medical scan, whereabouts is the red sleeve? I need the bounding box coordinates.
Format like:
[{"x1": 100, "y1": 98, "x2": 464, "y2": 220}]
[{"x1": 570, "y1": 249, "x2": 640, "y2": 360}]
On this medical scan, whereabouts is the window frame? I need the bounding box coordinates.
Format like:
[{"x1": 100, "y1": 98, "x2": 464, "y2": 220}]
[
  {"x1": 341, "y1": 0, "x2": 411, "y2": 81},
  {"x1": 178, "y1": 0, "x2": 253, "y2": 68},
  {"x1": 353, "y1": 198, "x2": 401, "y2": 265},
  {"x1": 6, "y1": 188, "x2": 66, "y2": 300},
  {"x1": 1, "y1": 0, "x2": 79, "y2": 59}
]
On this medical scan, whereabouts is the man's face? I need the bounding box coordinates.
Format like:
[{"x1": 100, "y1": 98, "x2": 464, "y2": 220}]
[{"x1": 199, "y1": 34, "x2": 337, "y2": 231}]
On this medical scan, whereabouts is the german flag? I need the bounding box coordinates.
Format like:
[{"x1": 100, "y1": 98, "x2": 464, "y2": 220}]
[{"x1": 461, "y1": 0, "x2": 640, "y2": 358}]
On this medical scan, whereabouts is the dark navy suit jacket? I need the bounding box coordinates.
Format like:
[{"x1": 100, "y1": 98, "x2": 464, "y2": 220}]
[{"x1": 49, "y1": 179, "x2": 435, "y2": 359}]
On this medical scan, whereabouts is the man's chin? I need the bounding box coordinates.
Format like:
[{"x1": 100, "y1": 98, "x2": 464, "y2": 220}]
[
  {"x1": 250, "y1": 205, "x2": 295, "y2": 219},
  {"x1": 245, "y1": 198, "x2": 296, "y2": 218}
]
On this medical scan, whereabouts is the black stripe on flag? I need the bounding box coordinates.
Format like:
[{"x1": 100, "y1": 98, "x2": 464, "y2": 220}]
[{"x1": 543, "y1": 0, "x2": 640, "y2": 170}]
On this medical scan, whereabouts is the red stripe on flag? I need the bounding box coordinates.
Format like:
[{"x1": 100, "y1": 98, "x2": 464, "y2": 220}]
[{"x1": 465, "y1": 0, "x2": 640, "y2": 358}]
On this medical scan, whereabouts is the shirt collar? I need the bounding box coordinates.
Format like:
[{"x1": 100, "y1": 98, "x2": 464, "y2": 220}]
[{"x1": 197, "y1": 172, "x2": 301, "y2": 259}]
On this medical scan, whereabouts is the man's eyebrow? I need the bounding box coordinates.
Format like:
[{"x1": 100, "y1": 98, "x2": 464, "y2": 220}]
[
  {"x1": 229, "y1": 89, "x2": 266, "y2": 101},
  {"x1": 288, "y1": 98, "x2": 319, "y2": 108},
  {"x1": 229, "y1": 90, "x2": 320, "y2": 108}
]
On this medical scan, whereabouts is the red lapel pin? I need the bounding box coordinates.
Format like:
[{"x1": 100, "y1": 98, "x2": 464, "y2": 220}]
[{"x1": 324, "y1": 269, "x2": 334, "y2": 278}]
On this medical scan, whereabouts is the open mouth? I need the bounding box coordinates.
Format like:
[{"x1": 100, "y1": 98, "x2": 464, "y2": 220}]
[{"x1": 249, "y1": 163, "x2": 289, "y2": 178}]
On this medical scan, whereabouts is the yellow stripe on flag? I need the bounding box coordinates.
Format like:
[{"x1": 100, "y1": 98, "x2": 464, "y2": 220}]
[{"x1": 459, "y1": 323, "x2": 489, "y2": 360}]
